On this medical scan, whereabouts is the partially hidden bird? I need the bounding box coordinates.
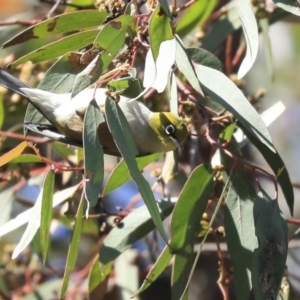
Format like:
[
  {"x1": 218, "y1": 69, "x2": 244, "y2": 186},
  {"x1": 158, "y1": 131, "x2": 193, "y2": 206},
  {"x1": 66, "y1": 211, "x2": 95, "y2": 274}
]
[{"x1": 0, "y1": 68, "x2": 188, "y2": 156}]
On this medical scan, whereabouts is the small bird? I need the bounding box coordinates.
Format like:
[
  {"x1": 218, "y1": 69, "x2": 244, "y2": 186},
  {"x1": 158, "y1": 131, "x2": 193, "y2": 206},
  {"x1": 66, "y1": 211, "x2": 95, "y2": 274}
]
[{"x1": 0, "y1": 68, "x2": 188, "y2": 156}]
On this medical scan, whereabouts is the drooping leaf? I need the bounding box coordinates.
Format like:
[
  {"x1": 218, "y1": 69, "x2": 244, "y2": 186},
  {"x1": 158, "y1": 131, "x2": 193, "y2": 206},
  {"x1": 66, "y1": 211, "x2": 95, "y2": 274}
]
[
  {"x1": 149, "y1": 4, "x2": 174, "y2": 60},
  {"x1": 102, "y1": 152, "x2": 162, "y2": 196},
  {"x1": 252, "y1": 195, "x2": 288, "y2": 300},
  {"x1": 88, "y1": 255, "x2": 112, "y2": 294},
  {"x1": 0, "y1": 95, "x2": 4, "y2": 129},
  {"x1": 99, "y1": 199, "x2": 175, "y2": 264},
  {"x1": 10, "y1": 30, "x2": 100, "y2": 67},
  {"x1": 235, "y1": 0, "x2": 259, "y2": 78},
  {"x1": 259, "y1": 18, "x2": 274, "y2": 80},
  {"x1": 171, "y1": 244, "x2": 192, "y2": 300},
  {"x1": 176, "y1": 0, "x2": 216, "y2": 37},
  {"x1": 170, "y1": 163, "x2": 213, "y2": 249},
  {"x1": 241, "y1": 124, "x2": 294, "y2": 215},
  {"x1": 221, "y1": 133, "x2": 257, "y2": 300},
  {"x1": 40, "y1": 170, "x2": 55, "y2": 264},
  {"x1": 12, "y1": 171, "x2": 51, "y2": 259},
  {"x1": 71, "y1": 15, "x2": 136, "y2": 97},
  {"x1": 175, "y1": 36, "x2": 204, "y2": 95},
  {"x1": 0, "y1": 185, "x2": 79, "y2": 238},
  {"x1": 194, "y1": 64, "x2": 275, "y2": 152},
  {"x1": 201, "y1": 2, "x2": 241, "y2": 52},
  {"x1": 3, "y1": 11, "x2": 108, "y2": 48},
  {"x1": 143, "y1": 38, "x2": 176, "y2": 93},
  {"x1": 105, "y1": 97, "x2": 168, "y2": 242},
  {"x1": 169, "y1": 164, "x2": 213, "y2": 300},
  {"x1": 134, "y1": 245, "x2": 173, "y2": 297},
  {"x1": 187, "y1": 47, "x2": 223, "y2": 71},
  {"x1": 83, "y1": 99, "x2": 105, "y2": 207},
  {"x1": 60, "y1": 195, "x2": 85, "y2": 298},
  {"x1": 273, "y1": 0, "x2": 300, "y2": 16}
]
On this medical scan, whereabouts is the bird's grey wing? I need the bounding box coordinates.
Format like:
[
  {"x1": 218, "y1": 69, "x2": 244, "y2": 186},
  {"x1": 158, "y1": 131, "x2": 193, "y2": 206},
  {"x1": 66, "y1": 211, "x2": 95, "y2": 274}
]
[
  {"x1": 24, "y1": 123, "x2": 83, "y2": 147},
  {"x1": 0, "y1": 68, "x2": 32, "y2": 97},
  {"x1": 24, "y1": 123, "x2": 122, "y2": 156}
]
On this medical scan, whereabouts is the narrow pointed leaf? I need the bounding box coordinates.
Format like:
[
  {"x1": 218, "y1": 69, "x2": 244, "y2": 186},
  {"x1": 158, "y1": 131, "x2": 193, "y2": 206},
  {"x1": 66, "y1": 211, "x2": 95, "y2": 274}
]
[
  {"x1": 221, "y1": 135, "x2": 257, "y2": 300},
  {"x1": 3, "y1": 11, "x2": 108, "y2": 48},
  {"x1": 235, "y1": 0, "x2": 259, "y2": 78},
  {"x1": 10, "y1": 30, "x2": 100, "y2": 67},
  {"x1": 99, "y1": 199, "x2": 175, "y2": 264},
  {"x1": 149, "y1": 4, "x2": 174, "y2": 60},
  {"x1": 71, "y1": 15, "x2": 136, "y2": 97},
  {"x1": 105, "y1": 97, "x2": 168, "y2": 242},
  {"x1": 60, "y1": 195, "x2": 85, "y2": 298},
  {"x1": 171, "y1": 244, "x2": 192, "y2": 300},
  {"x1": 170, "y1": 163, "x2": 213, "y2": 249},
  {"x1": 252, "y1": 197, "x2": 288, "y2": 299},
  {"x1": 102, "y1": 152, "x2": 162, "y2": 196},
  {"x1": 259, "y1": 18, "x2": 274, "y2": 80},
  {"x1": 40, "y1": 170, "x2": 55, "y2": 264},
  {"x1": 194, "y1": 64, "x2": 275, "y2": 152},
  {"x1": 88, "y1": 256, "x2": 112, "y2": 293},
  {"x1": 84, "y1": 99, "x2": 105, "y2": 207},
  {"x1": 273, "y1": 0, "x2": 300, "y2": 16},
  {"x1": 134, "y1": 245, "x2": 173, "y2": 296},
  {"x1": 176, "y1": 0, "x2": 216, "y2": 37},
  {"x1": 175, "y1": 36, "x2": 204, "y2": 96}
]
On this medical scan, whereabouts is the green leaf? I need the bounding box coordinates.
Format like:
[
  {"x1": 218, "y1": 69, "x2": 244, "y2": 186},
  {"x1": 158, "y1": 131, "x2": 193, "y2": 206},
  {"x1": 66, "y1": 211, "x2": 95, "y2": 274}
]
[
  {"x1": 144, "y1": 38, "x2": 176, "y2": 93},
  {"x1": 38, "y1": 52, "x2": 87, "y2": 93},
  {"x1": 134, "y1": 245, "x2": 173, "y2": 296},
  {"x1": 252, "y1": 197, "x2": 288, "y2": 300},
  {"x1": 10, "y1": 30, "x2": 100, "y2": 67},
  {"x1": 9, "y1": 154, "x2": 42, "y2": 163},
  {"x1": 201, "y1": 2, "x2": 241, "y2": 52},
  {"x1": 99, "y1": 199, "x2": 175, "y2": 264},
  {"x1": 52, "y1": 143, "x2": 76, "y2": 157},
  {"x1": 170, "y1": 163, "x2": 213, "y2": 249},
  {"x1": 105, "y1": 96, "x2": 168, "y2": 242},
  {"x1": 169, "y1": 164, "x2": 213, "y2": 300},
  {"x1": 235, "y1": 0, "x2": 259, "y2": 78},
  {"x1": 176, "y1": 0, "x2": 216, "y2": 37},
  {"x1": 88, "y1": 255, "x2": 112, "y2": 293},
  {"x1": 40, "y1": 170, "x2": 55, "y2": 264},
  {"x1": 83, "y1": 99, "x2": 105, "y2": 207},
  {"x1": 186, "y1": 47, "x2": 223, "y2": 71},
  {"x1": 71, "y1": 15, "x2": 136, "y2": 97},
  {"x1": 3, "y1": 11, "x2": 108, "y2": 48},
  {"x1": 273, "y1": 0, "x2": 300, "y2": 16},
  {"x1": 259, "y1": 18, "x2": 274, "y2": 80},
  {"x1": 175, "y1": 36, "x2": 203, "y2": 95},
  {"x1": 102, "y1": 152, "x2": 162, "y2": 196},
  {"x1": 171, "y1": 244, "x2": 192, "y2": 300},
  {"x1": 0, "y1": 95, "x2": 4, "y2": 129},
  {"x1": 194, "y1": 64, "x2": 275, "y2": 153},
  {"x1": 221, "y1": 135, "x2": 257, "y2": 300},
  {"x1": 60, "y1": 195, "x2": 85, "y2": 298},
  {"x1": 149, "y1": 4, "x2": 174, "y2": 60},
  {"x1": 158, "y1": 0, "x2": 172, "y2": 18},
  {"x1": 241, "y1": 124, "x2": 294, "y2": 215}
]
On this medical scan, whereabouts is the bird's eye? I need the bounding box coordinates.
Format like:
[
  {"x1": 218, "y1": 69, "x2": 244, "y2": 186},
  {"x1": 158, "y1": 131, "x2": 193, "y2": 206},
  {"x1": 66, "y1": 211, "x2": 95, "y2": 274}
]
[{"x1": 165, "y1": 124, "x2": 175, "y2": 136}]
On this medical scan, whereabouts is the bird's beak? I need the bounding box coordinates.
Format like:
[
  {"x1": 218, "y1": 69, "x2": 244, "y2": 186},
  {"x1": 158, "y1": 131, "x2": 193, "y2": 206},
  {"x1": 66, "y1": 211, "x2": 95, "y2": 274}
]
[{"x1": 171, "y1": 137, "x2": 184, "y2": 151}]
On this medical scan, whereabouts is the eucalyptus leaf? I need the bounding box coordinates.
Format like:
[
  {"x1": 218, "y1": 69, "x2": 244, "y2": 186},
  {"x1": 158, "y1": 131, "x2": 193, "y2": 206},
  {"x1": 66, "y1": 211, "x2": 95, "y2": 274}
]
[
  {"x1": 3, "y1": 11, "x2": 108, "y2": 48},
  {"x1": 235, "y1": 0, "x2": 259, "y2": 78},
  {"x1": 105, "y1": 97, "x2": 168, "y2": 242},
  {"x1": 83, "y1": 99, "x2": 105, "y2": 207},
  {"x1": 10, "y1": 30, "x2": 100, "y2": 68},
  {"x1": 99, "y1": 199, "x2": 175, "y2": 264}
]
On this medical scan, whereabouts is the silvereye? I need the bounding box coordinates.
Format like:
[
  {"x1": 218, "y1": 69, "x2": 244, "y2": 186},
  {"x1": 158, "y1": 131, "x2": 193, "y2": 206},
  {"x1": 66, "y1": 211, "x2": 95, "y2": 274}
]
[{"x1": 0, "y1": 68, "x2": 188, "y2": 156}]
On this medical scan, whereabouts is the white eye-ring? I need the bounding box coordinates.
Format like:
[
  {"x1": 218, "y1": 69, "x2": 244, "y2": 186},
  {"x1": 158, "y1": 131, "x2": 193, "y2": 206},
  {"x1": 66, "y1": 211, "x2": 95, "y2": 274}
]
[{"x1": 165, "y1": 124, "x2": 175, "y2": 135}]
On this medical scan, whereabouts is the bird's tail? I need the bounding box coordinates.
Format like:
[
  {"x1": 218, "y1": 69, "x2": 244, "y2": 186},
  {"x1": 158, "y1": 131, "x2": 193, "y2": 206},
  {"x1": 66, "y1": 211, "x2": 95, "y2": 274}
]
[{"x1": 0, "y1": 67, "x2": 32, "y2": 97}]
